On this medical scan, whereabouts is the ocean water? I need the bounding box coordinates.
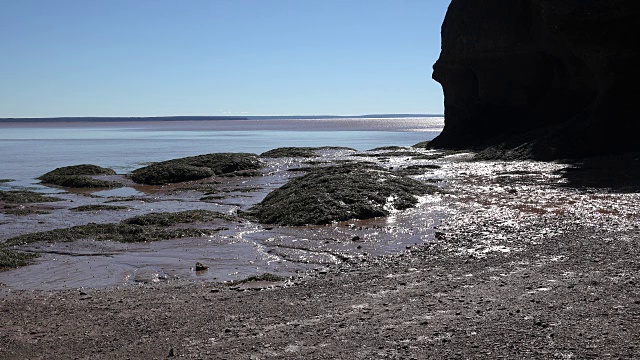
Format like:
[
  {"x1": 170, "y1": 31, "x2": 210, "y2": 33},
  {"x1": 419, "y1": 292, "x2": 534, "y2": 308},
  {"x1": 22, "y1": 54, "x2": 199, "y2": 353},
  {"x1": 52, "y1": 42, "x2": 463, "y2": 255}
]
[{"x1": 0, "y1": 117, "x2": 443, "y2": 186}]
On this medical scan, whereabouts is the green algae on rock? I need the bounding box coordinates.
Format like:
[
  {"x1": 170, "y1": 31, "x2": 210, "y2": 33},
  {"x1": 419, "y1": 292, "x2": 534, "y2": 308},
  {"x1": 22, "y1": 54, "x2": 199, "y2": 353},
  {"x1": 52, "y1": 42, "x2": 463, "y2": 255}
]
[
  {"x1": 3, "y1": 210, "x2": 236, "y2": 264},
  {"x1": 123, "y1": 210, "x2": 235, "y2": 226},
  {"x1": 70, "y1": 204, "x2": 129, "y2": 212},
  {"x1": 40, "y1": 164, "x2": 116, "y2": 178},
  {"x1": 249, "y1": 164, "x2": 437, "y2": 226},
  {"x1": 129, "y1": 153, "x2": 262, "y2": 185},
  {"x1": 39, "y1": 164, "x2": 122, "y2": 188},
  {"x1": 41, "y1": 175, "x2": 122, "y2": 188},
  {"x1": 6, "y1": 223, "x2": 221, "y2": 245},
  {"x1": 3, "y1": 208, "x2": 51, "y2": 216},
  {"x1": 260, "y1": 146, "x2": 356, "y2": 158},
  {"x1": 0, "y1": 190, "x2": 64, "y2": 204},
  {"x1": 0, "y1": 246, "x2": 38, "y2": 270},
  {"x1": 367, "y1": 146, "x2": 407, "y2": 152},
  {"x1": 260, "y1": 147, "x2": 321, "y2": 158}
]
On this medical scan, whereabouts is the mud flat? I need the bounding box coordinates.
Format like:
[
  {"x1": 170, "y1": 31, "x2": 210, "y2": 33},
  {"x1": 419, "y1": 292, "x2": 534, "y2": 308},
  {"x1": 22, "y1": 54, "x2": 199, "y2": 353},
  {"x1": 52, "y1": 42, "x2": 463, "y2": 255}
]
[{"x1": 0, "y1": 149, "x2": 639, "y2": 358}]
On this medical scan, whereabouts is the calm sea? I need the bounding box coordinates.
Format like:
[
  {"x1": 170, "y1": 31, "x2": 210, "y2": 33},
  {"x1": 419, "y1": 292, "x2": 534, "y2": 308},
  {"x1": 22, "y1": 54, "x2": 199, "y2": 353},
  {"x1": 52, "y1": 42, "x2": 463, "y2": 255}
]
[{"x1": 0, "y1": 116, "x2": 443, "y2": 186}]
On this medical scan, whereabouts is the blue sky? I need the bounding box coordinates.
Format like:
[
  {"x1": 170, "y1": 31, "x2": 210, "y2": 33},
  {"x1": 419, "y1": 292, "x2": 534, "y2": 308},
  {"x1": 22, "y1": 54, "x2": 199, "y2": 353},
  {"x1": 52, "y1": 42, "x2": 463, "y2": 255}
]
[{"x1": 0, "y1": 0, "x2": 450, "y2": 117}]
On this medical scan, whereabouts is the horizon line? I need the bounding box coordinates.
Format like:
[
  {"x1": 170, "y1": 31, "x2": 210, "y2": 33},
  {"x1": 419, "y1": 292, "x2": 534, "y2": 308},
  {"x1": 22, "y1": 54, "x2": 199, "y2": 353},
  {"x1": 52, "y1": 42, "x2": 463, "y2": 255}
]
[{"x1": 0, "y1": 113, "x2": 444, "y2": 122}]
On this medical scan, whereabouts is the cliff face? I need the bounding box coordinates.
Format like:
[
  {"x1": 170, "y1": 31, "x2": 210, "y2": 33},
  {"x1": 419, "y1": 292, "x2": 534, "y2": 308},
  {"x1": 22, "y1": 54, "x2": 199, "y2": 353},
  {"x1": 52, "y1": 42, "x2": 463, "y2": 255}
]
[{"x1": 430, "y1": 0, "x2": 639, "y2": 159}]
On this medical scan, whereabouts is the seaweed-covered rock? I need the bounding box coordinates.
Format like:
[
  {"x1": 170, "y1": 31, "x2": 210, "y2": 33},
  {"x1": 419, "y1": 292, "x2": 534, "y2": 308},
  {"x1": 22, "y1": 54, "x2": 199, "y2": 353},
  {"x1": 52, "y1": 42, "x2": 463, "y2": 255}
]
[
  {"x1": 249, "y1": 164, "x2": 436, "y2": 226},
  {"x1": 367, "y1": 146, "x2": 407, "y2": 152},
  {"x1": 0, "y1": 246, "x2": 38, "y2": 270},
  {"x1": 260, "y1": 147, "x2": 356, "y2": 158},
  {"x1": 5, "y1": 210, "x2": 235, "y2": 247},
  {"x1": 39, "y1": 164, "x2": 121, "y2": 188},
  {"x1": 6, "y1": 223, "x2": 219, "y2": 245},
  {"x1": 130, "y1": 153, "x2": 262, "y2": 185},
  {"x1": 70, "y1": 205, "x2": 129, "y2": 212},
  {"x1": 0, "y1": 190, "x2": 63, "y2": 203},
  {"x1": 40, "y1": 175, "x2": 121, "y2": 188},
  {"x1": 123, "y1": 210, "x2": 235, "y2": 226},
  {"x1": 40, "y1": 164, "x2": 116, "y2": 178},
  {"x1": 130, "y1": 163, "x2": 214, "y2": 185},
  {"x1": 260, "y1": 147, "x2": 320, "y2": 158}
]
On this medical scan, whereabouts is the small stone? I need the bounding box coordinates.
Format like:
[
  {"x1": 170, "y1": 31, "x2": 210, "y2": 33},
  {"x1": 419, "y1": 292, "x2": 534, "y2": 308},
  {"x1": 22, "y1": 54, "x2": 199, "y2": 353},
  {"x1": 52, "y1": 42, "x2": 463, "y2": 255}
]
[{"x1": 195, "y1": 262, "x2": 209, "y2": 271}]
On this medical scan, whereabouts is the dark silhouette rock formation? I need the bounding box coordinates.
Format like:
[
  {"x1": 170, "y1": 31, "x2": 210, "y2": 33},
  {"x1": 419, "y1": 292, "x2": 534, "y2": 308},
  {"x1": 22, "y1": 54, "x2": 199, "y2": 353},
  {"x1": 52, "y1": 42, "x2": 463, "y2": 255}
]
[{"x1": 430, "y1": 0, "x2": 639, "y2": 159}]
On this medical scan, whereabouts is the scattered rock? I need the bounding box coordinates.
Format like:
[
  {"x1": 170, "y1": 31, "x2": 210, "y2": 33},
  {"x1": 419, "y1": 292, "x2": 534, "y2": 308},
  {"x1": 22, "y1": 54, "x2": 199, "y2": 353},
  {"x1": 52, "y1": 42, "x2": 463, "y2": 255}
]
[{"x1": 195, "y1": 262, "x2": 209, "y2": 271}]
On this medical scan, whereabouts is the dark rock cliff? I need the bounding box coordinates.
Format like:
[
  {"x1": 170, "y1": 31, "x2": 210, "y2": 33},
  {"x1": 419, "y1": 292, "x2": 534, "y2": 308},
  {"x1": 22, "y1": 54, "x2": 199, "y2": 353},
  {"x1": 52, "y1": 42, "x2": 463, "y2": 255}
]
[{"x1": 430, "y1": 0, "x2": 639, "y2": 159}]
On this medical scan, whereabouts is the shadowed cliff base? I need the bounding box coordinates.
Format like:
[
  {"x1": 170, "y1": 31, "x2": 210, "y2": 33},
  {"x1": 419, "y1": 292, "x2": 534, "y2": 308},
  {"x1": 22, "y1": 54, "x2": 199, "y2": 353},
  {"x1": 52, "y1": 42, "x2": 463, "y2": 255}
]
[{"x1": 429, "y1": 0, "x2": 640, "y2": 160}]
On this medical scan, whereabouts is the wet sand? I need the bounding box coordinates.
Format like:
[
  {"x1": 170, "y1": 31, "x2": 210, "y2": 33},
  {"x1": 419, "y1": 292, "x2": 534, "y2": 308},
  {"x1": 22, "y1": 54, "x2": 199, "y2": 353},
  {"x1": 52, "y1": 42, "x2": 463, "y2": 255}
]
[
  {"x1": 1, "y1": 150, "x2": 639, "y2": 358},
  {"x1": 1, "y1": 147, "x2": 444, "y2": 290}
]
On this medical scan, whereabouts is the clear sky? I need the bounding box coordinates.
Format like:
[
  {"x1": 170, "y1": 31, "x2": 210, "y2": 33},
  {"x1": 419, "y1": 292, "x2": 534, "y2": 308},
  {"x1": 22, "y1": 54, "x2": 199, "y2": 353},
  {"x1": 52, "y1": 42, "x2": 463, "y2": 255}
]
[{"x1": 0, "y1": 0, "x2": 450, "y2": 117}]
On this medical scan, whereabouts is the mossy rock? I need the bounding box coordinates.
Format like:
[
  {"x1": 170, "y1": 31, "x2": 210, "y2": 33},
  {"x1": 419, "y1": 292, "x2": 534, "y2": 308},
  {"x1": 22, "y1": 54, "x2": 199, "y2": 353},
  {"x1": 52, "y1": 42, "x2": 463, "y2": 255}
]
[
  {"x1": 3, "y1": 208, "x2": 51, "y2": 216},
  {"x1": 0, "y1": 246, "x2": 38, "y2": 270},
  {"x1": 70, "y1": 205, "x2": 129, "y2": 212},
  {"x1": 0, "y1": 190, "x2": 63, "y2": 204},
  {"x1": 40, "y1": 175, "x2": 122, "y2": 188},
  {"x1": 6, "y1": 210, "x2": 234, "y2": 245},
  {"x1": 249, "y1": 163, "x2": 437, "y2": 226},
  {"x1": 129, "y1": 153, "x2": 262, "y2": 185},
  {"x1": 129, "y1": 163, "x2": 214, "y2": 185},
  {"x1": 40, "y1": 164, "x2": 116, "y2": 178},
  {"x1": 123, "y1": 210, "x2": 235, "y2": 226},
  {"x1": 260, "y1": 146, "x2": 356, "y2": 158},
  {"x1": 6, "y1": 223, "x2": 219, "y2": 245},
  {"x1": 260, "y1": 147, "x2": 321, "y2": 158},
  {"x1": 367, "y1": 146, "x2": 406, "y2": 151},
  {"x1": 39, "y1": 164, "x2": 121, "y2": 188}
]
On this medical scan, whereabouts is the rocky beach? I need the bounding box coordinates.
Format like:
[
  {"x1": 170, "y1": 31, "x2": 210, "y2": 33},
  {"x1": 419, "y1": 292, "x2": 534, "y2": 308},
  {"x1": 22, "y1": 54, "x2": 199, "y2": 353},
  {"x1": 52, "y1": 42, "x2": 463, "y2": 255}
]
[
  {"x1": 1, "y1": 145, "x2": 639, "y2": 358},
  {"x1": 2, "y1": 0, "x2": 639, "y2": 358}
]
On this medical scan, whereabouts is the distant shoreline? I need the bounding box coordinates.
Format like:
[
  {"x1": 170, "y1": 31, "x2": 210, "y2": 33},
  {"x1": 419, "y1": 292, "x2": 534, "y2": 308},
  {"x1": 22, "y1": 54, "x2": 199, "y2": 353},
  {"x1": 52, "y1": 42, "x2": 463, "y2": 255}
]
[{"x1": 0, "y1": 114, "x2": 442, "y2": 123}]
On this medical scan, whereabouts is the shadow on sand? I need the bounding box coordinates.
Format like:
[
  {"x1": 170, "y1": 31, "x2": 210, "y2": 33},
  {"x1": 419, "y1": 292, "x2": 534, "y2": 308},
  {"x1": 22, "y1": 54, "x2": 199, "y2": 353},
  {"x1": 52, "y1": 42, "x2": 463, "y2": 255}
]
[{"x1": 557, "y1": 153, "x2": 640, "y2": 193}]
